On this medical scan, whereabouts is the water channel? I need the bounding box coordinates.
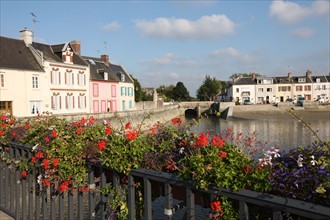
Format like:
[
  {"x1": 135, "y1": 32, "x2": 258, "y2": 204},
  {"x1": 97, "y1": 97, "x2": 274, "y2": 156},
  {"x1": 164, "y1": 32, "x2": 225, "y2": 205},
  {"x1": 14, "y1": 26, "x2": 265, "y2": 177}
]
[{"x1": 185, "y1": 110, "x2": 330, "y2": 153}]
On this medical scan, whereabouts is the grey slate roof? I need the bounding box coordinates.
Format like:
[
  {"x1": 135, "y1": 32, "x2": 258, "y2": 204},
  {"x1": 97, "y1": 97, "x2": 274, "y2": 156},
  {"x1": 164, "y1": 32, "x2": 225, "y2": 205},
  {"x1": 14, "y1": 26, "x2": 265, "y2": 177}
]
[
  {"x1": 0, "y1": 36, "x2": 44, "y2": 72},
  {"x1": 83, "y1": 56, "x2": 119, "y2": 82},
  {"x1": 233, "y1": 77, "x2": 257, "y2": 85},
  {"x1": 109, "y1": 63, "x2": 134, "y2": 84},
  {"x1": 32, "y1": 42, "x2": 88, "y2": 66}
]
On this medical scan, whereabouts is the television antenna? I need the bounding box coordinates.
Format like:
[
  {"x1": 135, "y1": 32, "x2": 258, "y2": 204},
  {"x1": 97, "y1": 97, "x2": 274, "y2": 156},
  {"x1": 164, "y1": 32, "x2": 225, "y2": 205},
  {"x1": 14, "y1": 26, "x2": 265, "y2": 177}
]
[
  {"x1": 30, "y1": 12, "x2": 40, "y2": 35},
  {"x1": 104, "y1": 41, "x2": 108, "y2": 53}
]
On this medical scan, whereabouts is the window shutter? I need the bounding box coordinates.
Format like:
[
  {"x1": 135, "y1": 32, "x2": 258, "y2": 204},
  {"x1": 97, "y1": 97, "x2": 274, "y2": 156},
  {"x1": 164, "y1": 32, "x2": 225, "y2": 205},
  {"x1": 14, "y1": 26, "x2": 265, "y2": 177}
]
[
  {"x1": 84, "y1": 96, "x2": 86, "y2": 108},
  {"x1": 72, "y1": 73, "x2": 74, "y2": 85},
  {"x1": 66, "y1": 96, "x2": 68, "y2": 109},
  {"x1": 77, "y1": 74, "x2": 80, "y2": 85},
  {"x1": 59, "y1": 96, "x2": 62, "y2": 109},
  {"x1": 51, "y1": 72, "x2": 53, "y2": 84},
  {"x1": 84, "y1": 75, "x2": 86, "y2": 85},
  {"x1": 65, "y1": 73, "x2": 67, "y2": 84},
  {"x1": 51, "y1": 96, "x2": 54, "y2": 109},
  {"x1": 59, "y1": 72, "x2": 61, "y2": 84},
  {"x1": 78, "y1": 96, "x2": 81, "y2": 108},
  {"x1": 73, "y1": 96, "x2": 75, "y2": 108}
]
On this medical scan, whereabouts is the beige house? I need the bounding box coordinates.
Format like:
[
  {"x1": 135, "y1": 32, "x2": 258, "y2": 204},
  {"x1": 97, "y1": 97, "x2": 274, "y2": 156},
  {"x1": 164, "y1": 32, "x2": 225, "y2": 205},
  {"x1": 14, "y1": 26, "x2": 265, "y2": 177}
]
[
  {"x1": 20, "y1": 30, "x2": 90, "y2": 115},
  {"x1": 0, "y1": 35, "x2": 46, "y2": 116}
]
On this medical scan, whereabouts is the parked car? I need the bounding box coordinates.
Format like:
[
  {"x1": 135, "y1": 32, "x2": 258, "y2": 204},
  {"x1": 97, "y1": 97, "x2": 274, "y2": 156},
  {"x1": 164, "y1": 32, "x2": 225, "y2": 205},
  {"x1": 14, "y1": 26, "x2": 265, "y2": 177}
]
[
  {"x1": 286, "y1": 98, "x2": 294, "y2": 103},
  {"x1": 243, "y1": 100, "x2": 253, "y2": 105},
  {"x1": 297, "y1": 97, "x2": 305, "y2": 106}
]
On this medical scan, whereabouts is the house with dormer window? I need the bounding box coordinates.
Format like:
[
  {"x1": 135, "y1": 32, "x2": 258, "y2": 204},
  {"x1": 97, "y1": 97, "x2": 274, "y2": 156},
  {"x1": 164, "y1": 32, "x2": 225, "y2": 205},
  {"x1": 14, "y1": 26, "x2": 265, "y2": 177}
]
[
  {"x1": 83, "y1": 55, "x2": 119, "y2": 113},
  {"x1": 19, "y1": 29, "x2": 90, "y2": 115},
  {"x1": 0, "y1": 34, "x2": 45, "y2": 116}
]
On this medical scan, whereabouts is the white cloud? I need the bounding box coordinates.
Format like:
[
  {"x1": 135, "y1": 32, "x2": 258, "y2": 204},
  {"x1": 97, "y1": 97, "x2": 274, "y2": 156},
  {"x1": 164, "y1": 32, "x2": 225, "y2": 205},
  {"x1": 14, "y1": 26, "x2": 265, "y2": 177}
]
[
  {"x1": 291, "y1": 27, "x2": 315, "y2": 38},
  {"x1": 101, "y1": 21, "x2": 121, "y2": 32},
  {"x1": 150, "y1": 53, "x2": 197, "y2": 67},
  {"x1": 212, "y1": 47, "x2": 241, "y2": 57},
  {"x1": 269, "y1": 0, "x2": 330, "y2": 24},
  {"x1": 134, "y1": 14, "x2": 236, "y2": 39}
]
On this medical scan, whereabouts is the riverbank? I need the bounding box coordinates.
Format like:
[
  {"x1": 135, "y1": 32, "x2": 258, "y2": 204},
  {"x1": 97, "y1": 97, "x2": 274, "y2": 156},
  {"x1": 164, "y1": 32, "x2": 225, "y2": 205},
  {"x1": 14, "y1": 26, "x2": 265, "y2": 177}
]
[{"x1": 231, "y1": 104, "x2": 330, "y2": 121}]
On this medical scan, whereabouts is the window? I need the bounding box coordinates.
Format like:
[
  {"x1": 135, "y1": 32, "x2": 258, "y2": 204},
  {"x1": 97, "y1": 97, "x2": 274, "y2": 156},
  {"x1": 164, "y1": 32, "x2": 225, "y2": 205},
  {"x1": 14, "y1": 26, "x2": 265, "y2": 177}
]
[
  {"x1": 32, "y1": 75, "x2": 39, "y2": 88},
  {"x1": 51, "y1": 70, "x2": 60, "y2": 85},
  {"x1": 267, "y1": 88, "x2": 272, "y2": 92},
  {"x1": 93, "y1": 83, "x2": 99, "y2": 97},
  {"x1": 0, "y1": 73, "x2": 5, "y2": 87},
  {"x1": 65, "y1": 72, "x2": 72, "y2": 86},
  {"x1": 51, "y1": 94, "x2": 61, "y2": 110},
  {"x1": 30, "y1": 101, "x2": 42, "y2": 114},
  {"x1": 296, "y1": 86, "x2": 303, "y2": 91},
  {"x1": 322, "y1": 85, "x2": 326, "y2": 90},
  {"x1": 93, "y1": 100, "x2": 99, "y2": 112},
  {"x1": 66, "y1": 94, "x2": 74, "y2": 109},
  {"x1": 77, "y1": 73, "x2": 85, "y2": 86},
  {"x1": 304, "y1": 85, "x2": 311, "y2": 91},
  {"x1": 258, "y1": 88, "x2": 263, "y2": 92},
  {"x1": 122, "y1": 100, "x2": 125, "y2": 111},
  {"x1": 236, "y1": 88, "x2": 239, "y2": 93},
  {"x1": 121, "y1": 87, "x2": 126, "y2": 96},
  {"x1": 78, "y1": 95, "x2": 86, "y2": 109},
  {"x1": 298, "y1": 78, "x2": 306, "y2": 83},
  {"x1": 121, "y1": 74, "x2": 125, "y2": 82},
  {"x1": 129, "y1": 100, "x2": 132, "y2": 109}
]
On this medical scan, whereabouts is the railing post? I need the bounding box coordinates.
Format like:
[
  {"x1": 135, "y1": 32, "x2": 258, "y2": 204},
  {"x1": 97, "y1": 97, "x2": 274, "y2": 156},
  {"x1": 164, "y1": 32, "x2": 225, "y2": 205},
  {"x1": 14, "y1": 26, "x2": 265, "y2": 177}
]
[
  {"x1": 78, "y1": 190, "x2": 83, "y2": 220},
  {"x1": 239, "y1": 201, "x2": 249, "y2": 220},
  {"x1": 128, "y1": 174, "x2": 136, "y2": 220},
  {"x1": 88, "y1": 164, "x2": 96, "y2": 219},
  {"x1": 273, "y1": 210, "x2": 283, "y2": 220},
  {"x1": 164, "y1": 183, "x2": 173, "y2": 220},
  {"x1": 50, "y1": 185, "x2": 56, "y2": 219},
  {"x1": 68, "y1": 191, "x2": 73, "y2": 219},
  {"x1": 9, "y1": 148, "x2": 14, "y2": 213},
  {"x1": 15, "y1": 147, "x2": 21, "y2": 219},
  {"x1": 100, "y1": 166, "x2": 107, "y2": 219},
  {"x1": 58, "y1": 192, "x2": 64, "y2": 220},
  {"x1": 28, "y1": 150, "x2": 34, "y2": 219},
  {"x1": 143, "y1": 177, "x2": 152, "y2": 219},
  {"x1": 186, "y1": 188, "x2": 195, "y2": 220}
]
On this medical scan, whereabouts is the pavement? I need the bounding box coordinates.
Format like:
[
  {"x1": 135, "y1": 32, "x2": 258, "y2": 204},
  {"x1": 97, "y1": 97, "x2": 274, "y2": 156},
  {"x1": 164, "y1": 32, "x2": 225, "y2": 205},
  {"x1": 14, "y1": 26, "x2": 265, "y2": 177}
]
[{"x1": 0, "y1": 211, "x2": 14, "y2": 220}]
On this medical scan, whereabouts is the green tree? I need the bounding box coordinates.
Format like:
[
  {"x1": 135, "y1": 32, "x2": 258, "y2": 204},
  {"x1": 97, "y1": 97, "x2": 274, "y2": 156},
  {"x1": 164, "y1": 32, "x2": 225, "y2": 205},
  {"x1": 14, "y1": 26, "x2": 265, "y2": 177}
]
[
  {"x1": 131, "y1": 75, "x2": 144, "y2": 102},
  {"x1": 156, "y1": 85, "x2": 175, "y2": 102},
  {"x1": 197, "y1": 75, "x2": 221, "y2": 101},
  {"x1": 172, "y1": 81, "x2": 190, "y2": 101}
]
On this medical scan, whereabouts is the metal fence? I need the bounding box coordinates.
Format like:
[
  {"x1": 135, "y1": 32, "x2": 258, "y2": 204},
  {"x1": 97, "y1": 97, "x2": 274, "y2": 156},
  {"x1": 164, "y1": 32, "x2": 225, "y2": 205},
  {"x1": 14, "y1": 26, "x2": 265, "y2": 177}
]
[{"x1": 1, "y1": 143, "x2": 330, "y2": 220}]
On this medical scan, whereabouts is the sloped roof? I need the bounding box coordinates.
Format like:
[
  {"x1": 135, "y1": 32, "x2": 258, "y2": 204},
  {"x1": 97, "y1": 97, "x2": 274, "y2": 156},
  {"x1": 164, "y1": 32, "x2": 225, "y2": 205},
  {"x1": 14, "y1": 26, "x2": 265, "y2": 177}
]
[
  {"x1": 109, "y1": 63, "x2": 134, "y2": 84},
  {"x1": 274, "y1": 76, "x2": 313, "y2": 84},
  {"x1": 32, "y1": 42, "x2": 87, "y2": 66},
  {"x1": 83, "y1": 56, "x2": 119, "y2": 82},
  {"x1": 233, "y1": 77, "x2": 257, "y2": 85},
  {"x1": 0, "y1": 36, "x2": 44, "y2": 72}
]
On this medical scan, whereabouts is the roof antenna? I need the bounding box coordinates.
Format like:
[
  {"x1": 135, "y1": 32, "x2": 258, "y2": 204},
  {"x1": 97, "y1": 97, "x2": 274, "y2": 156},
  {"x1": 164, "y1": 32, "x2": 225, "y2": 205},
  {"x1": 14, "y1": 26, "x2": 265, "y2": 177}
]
[
  {"x1": 104, "y1": 41, "x2": 108, "y2": 54},
  {"x1": 30, "y1": 12, "x2": 40, "y2": 37}
]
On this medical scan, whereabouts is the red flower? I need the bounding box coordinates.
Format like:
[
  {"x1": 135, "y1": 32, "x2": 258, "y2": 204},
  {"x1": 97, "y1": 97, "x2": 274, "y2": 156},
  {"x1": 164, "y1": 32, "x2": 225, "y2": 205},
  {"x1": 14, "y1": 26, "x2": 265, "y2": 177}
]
[
  {"x1": 171, "y1": 117, "x2": 182, "y2": 125},
  {"x1": 9, "y1": 119, "x2": 14, "y2": 125},
  {"x1": 59, "y1": 181, "x2": 69, "y2": 192},
  {"x1": 53, "y1": 158, "x2": 59, "y2": 167},
  {"x1": 126, "y1": 130, "x2": 138, "y2": 141},
  {"x1": 0, "y1": 130, "x2": 4, "y2": 136},
  {"x1": 31, "y1": 156, "x2": 36, "y2": 163},
  {"x1": 195, "y1": 132, "x2": 209, "y2": 147},
  {"x1": 243, "y1": 164, "x2": 253, "y2": 174},
  {"x1": 12, "y1": 131, "x2": 16, "y2": 137},
  {"x1": 89, "y1": 116, "x2": 95, "y2": 124},
  {"x1": 21, "y1": 171, "x2": 28, "y2": 177},
  {"x1": 258, "y1": 166, "x2": 263, "y2": 172},
  {"x1": 210, "y1": 201, "x2": 222, "y2": 211},
  {"x1": 76, "y1": 127, "x2": 84, "y2": 135},
  {"x1": 42, "y1": 179, "x2": 50, "y2": 187},
  {"x1": 150, "y1": 128, "x2": 156, "y2": 135},
  {"x1": 2, "y1": 123, "x2": 7, "y2": 128},
  {"x1": 125, "y1": 122, "x2": 131, "y2": 130},
  {"x1": 97, "y1": 140, "x2": 106, "y2": 151},
  {"x1": 36, "y1": 151, "x2": 44, "y2": 159},
  {"x1": 211, "y1": 135, "x2": 225, "y2": 148},
  {"x1": 219, "y1": 151, "x2": 227, "y2": 159},
  {"x1": 51, "y1": 130, "x2": 57, "y2": 138},
  {"x1": 105, "y1": 126, "x2": 111, "y2": 135},
  {"x1": 25, "y1": 124, "x2": 30, "y2": 129},
  {"x1": 44, "y1": 136, "x2": 50, "y2": 143},
  {"x1": 41, "y1": 159, "x2": 50, "y2": 170}
]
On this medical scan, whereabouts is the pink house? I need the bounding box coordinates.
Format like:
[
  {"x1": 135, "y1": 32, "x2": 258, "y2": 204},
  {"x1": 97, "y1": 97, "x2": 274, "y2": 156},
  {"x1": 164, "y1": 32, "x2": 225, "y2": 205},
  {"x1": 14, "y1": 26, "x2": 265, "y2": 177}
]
[{"x1": 84, "y1": 55, "x2": 119, "y2": 113}]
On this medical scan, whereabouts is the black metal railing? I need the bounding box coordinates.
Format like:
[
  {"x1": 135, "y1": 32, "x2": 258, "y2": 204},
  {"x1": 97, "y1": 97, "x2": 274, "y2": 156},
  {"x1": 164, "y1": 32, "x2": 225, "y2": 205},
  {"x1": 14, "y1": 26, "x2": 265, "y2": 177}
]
[{"x1": 1, "y1": 143, "x2": 330, "y2": 220}]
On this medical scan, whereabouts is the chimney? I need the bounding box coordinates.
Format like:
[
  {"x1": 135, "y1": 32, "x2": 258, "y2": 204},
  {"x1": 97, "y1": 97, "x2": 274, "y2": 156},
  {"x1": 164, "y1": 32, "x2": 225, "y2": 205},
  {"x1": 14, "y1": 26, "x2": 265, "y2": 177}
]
[
  {"x1": 70, "y1": 40, "x2": 81, "y2": 55},
  {"x1": 101, "y1": 54, "x2": 109, "y2": 65},
  {"x1": 288, "y1": 72, "x2": 292, "y2": 78},
  {"x1": 251, "y1": 72, "x2": 256, "y2": 79},
  {"x1": 306, "y1": 69, "x2": 312, "y2": 77},
  {"x1": 19, "y1": 29, "x2": 33, "y2": 45}
]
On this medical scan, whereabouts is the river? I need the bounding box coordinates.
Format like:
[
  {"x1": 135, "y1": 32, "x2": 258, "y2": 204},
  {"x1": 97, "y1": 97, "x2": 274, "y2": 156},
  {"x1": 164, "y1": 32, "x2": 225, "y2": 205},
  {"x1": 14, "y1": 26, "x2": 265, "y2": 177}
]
[{"x1": 184, "y1": 110, "x2": 330, "y2": 153}]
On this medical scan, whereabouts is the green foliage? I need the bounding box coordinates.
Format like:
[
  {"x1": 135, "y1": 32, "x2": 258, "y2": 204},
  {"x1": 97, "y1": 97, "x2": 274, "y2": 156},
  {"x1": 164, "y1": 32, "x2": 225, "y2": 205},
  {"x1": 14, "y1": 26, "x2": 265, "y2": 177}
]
[
  {"x1": 172, "y1": 81, "x2": 191, "y2": 101},
  {"x1": 197, "y1": 75, "x2": 222, "y2": 101}
]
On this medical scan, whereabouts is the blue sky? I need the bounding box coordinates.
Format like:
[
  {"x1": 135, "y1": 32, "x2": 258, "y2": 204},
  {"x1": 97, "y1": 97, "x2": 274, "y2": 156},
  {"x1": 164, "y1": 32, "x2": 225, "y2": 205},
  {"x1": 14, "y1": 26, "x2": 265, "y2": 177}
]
[{"x1": 1, "y1": 0, "x2": 329, "y2": 97}]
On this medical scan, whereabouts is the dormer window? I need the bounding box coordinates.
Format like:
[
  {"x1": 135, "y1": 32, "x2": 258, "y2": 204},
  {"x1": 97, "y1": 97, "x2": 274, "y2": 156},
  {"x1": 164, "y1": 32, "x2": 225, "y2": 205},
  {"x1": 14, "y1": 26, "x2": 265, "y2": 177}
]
[
  {"x1": 104, "y1": 72, "x2": 108, "y2": 80},
  {"x1": 116, "y1": 71, "x2": 125, "y2": 82},
  {"x1": 63, "y1": 46, "x2": 73, "y2": 64},
  {"x1": 298, "y1": 78, "x2": 306, "y2": 83},
  {"x1": 121, "y1": 74, "x2": 125, "y2": 82},
  {"x1": 316, "y1": 78, "x2": 321, "y2": 83}
]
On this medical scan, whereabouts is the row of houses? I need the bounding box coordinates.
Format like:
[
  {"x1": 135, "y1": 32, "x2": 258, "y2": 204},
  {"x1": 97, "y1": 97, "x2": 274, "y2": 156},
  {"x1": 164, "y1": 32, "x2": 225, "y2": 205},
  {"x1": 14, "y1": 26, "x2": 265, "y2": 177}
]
[
  {"x1": 224, "y1": 71, "x2": 330, "y2": 104},
  {"x1": 0, "y1": 29, "x2": 135, "y2": 117}
]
